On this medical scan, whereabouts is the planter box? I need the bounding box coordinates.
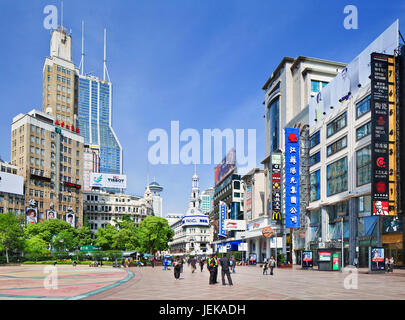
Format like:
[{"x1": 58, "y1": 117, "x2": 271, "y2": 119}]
[{"x1": 278, "y1": 264, "x2": 293, "y2": 268}]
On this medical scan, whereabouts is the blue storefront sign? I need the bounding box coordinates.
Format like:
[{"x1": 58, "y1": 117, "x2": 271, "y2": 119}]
[
  {"x1": 284, "y1": 128, "x2": 300, "y2": 228},
  {"x1": 219, "y1": 201, "x2": 227, "y2": 237},
  {"x1": 217, "y1": 240, "x2": 244, "y2": 252}
]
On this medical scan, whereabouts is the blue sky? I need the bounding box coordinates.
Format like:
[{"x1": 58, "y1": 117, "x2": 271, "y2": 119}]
[{"x1": 0, "y1": 0, "x2": 403, "y2": 215}]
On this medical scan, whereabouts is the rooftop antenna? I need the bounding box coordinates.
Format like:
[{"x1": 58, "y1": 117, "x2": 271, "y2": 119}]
[
  {"x1": 79, "y1": 21, "x2": 85, "y2": 75},
  {"x1": 103, "y1": 28, "x2": 111, "y2": 82},
  {"x1": 61, "y1": 1, "x2": 64, "y2": 31}
]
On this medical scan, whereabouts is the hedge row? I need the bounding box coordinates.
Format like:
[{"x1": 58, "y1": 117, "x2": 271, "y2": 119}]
[{"x1": 23, "y1": 260, "x2": 115, "y2": 265}]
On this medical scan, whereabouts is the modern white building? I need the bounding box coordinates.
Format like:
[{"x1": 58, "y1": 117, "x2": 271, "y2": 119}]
[
  {"x1": 146, "y1": 181, "x2": 164, "y2": 218},
  {"x1": 201, "y1": 188, "x2": 214, "y2": 214},
  {"x1": 165, "y1": 213, "x2": 184, "y2": 226}
]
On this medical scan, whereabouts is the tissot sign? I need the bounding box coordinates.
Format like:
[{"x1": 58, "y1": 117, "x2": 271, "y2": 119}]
[{"x1": 90, "y1": 173, "x2": 127, "y2": 189}]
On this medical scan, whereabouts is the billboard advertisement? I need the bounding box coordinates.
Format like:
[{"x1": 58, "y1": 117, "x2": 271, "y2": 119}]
[
  {"x1": 26, "y1": 206, "x2": 38, "y2": 225},
  {"x1": 285, "y1": 128, "x2": 300, "y2": 228},
  {"x1": 270, "y1": 153, "x2": 282, "y2": 222},
  {"x1": 308, "y1": 20, "x2": 399, "y2": 128},
  {"x1": 319, "y1": 252, "x2": 331, "y2": 262},
  {"x1": 181, "y1": 215, "x2": 210, "y2": 227},
  {"x1": 332, "y1": 253, "x2": 340, "y2": 271},
  {"x1": 46, "y1": 210, "x2": 57, "y2": 220},
  {"x1": 370, "y1": 53, "x2": 397, "y2": 216},
  {"x1": 371, "y1": 248, "x2": 385, "y2": 271},
  {"x1": 90, "y1": 173, "x2": 127, "y2": 189},
  {"x1": 218, "y1": 201, "x2": 227, "y2": 237},
  {"x1": 214, "y1": 148, "x2": 236, "y2": 186},
  {"x1": 65, "y1": 213, "x2": 75, "y2": 228},
  {"x1": 223, "y1": 219, "x2": 246, "y2": 231},
  {"x1": 0, "y1": 172, "x2": 24, "y2": 196},
  {"x1": 302, "y1": 251, "x2": 313, "y2": 268}
]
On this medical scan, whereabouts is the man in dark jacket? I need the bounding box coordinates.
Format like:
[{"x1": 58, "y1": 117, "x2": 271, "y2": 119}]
[
  {"x1": 207, "y1": 254, "x2": 218, "y2": 284},
  {"x1": 220, "y1": 254, "x2": 233, "y2": 286}
]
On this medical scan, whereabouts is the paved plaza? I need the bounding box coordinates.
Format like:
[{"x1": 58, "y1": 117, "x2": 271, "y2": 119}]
[{"x1": 0, "y1": 264, "x2": 405, "y2": 300}]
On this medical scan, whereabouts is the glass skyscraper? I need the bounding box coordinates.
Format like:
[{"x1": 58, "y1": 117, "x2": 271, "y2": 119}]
[{"x1": 77, "y1": 75, "x2": 122, "y2": 174}]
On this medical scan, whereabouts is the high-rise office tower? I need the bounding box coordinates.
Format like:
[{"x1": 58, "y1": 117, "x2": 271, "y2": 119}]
[
  {"x1": 77, "y1": 28, "x2": 123, "y2": 175},
  {"x1": 42, "y1": 27, "x2": 78, "y2": 131}
]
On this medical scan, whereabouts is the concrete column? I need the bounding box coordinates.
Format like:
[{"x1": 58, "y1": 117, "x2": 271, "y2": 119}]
[
  {"x1": 349, "y1": 197, "x2": 357, "y2": 265},
  {"x1": 255, "y1": 238, "x2": 260, "y2": 262},
  {"x1": 266, "y1": 237, "x2": 271, "y2": 261},
  {"x1": 321, "y1": 206, "x2": 329, "y2": 244},
  {"x1": 246, "y1": 239, "x2": 250, "y2": 262}
]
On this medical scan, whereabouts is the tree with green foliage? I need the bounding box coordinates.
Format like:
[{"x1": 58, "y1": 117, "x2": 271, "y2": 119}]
[
  {"x1": 0, "y1": 212, "x2": 25, "y2": 263},
  {"x1": 137, "y1": 216, "x2": 174, "y2": 254},
  {"x1": 24, "y1": 219, "x2": 73, "y2": 244},
  {"x1": 52, "y1": 231, "x2": 76, "y2": 251},
  {"x1": 24, "y1": 236, "x2": 50, "y2": 262},
  {"x1": 94, "y1": 224, "x2": 119, "y2": 250},
  {"x1": 112, "y1": 219, "x2": 138, "y2": 251},
  {"x1": 74, "y1": 225, "x2": 93, "y2": 247}
]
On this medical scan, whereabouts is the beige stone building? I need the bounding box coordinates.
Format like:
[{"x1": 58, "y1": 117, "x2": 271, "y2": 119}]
[{"x1": 10, "y1": 110, "x2": 84, "y2": 226}]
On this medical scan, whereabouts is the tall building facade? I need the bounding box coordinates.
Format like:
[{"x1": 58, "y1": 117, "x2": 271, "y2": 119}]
[
  {"x1": 0, "y1": 159, "x2": 25, "y2": 215},
  {"x1": 146, "y1": 181, "x2": 163, "y2": 218},
  {"x1": 77, "y1": 74, "x2": 123, "y2": 175},
  {"x1": 83, "y1": 145, "x2": 100, "y2": 191},
  {"x1": 261, "y1": 56, "x2": 346, "y2": 263},
  {"x1": 11, "y1": 110, "x2": 84, "y2": 226},
  {"x1": 201, "y1": 188, "x2": 214, "y2": 214}
]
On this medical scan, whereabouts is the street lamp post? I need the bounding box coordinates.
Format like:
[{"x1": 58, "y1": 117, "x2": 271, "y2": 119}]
[{"x1": 341, "y1": 217, "x2": 344, "y2": 272}]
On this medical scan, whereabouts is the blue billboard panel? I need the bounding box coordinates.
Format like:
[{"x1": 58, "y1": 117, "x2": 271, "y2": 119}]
[
  {"x1": 219, "y1": 201, "x2": 227, "y2": 237},
  {"x1": 285, "y1": 128, "x2": 300, "y2": 228}
]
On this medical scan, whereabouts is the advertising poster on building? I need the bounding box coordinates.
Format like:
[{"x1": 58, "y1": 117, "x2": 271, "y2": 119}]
[
  {"x1": 90, "y1": 173, "x2": 127, "y2": 189},
  {"x1": 302, "y1": 251, "x2": 313, "y2": 268},
  {"x1": 46, "y1": 210, "x2": 57, "y2": 220},
  {"x1": 284, "y1": 128, "x2": 300, "y2": 228},
  {"x1": 224, "y1": 219, "x2": 246, "y2": 231},
  {"x1": 370, "y1": 53, "x2": 396, "y2": 216},
  {"x1": 26, "y1": 206, "x2": 38, "y2": 225},
  {"x1": 271, "y1": 153, "x2": 282, "y2": 222},
  {"x1": 319, "y1": 252, "x2": 331, "y2": 262},
  {"x1": 214, "y1": 148, "x2": 236, "y2": 186},
  {"x1": 332, "y1": 253, "x2": 340, "y2": 271},
  {"x1": 218, "y1": 201, "x2": 227, "y2": 237},
  {"x1": 0, "y1": 171, "x2": 24, "y2": 196},
  {"x1": 371, "y1": 248, "x2": 385, "y2": 271},
  {"x1": 66, "y1": 213, "x2": 75, "y2": 228}
]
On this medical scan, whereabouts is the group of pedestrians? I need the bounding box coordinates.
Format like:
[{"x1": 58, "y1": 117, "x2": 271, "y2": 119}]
[
  {"x1": 262, "y1": 256, "x2": 276, "y2": 275},
  {"x1": 207, "y1": 254, "x2": 233, "y2": 286}
]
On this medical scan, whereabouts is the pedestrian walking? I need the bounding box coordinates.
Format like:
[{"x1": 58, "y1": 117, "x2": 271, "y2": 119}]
[
  {"x1": 385, "y1": 257, "x2": 390, "y2": 272},
  {"x1": 150, "y1": 258, "x2": 155, "y2": 268},
  {"x1": 232, "y1": 257, "x2": 236, "y2": 273},
  {"x1": 191, "y1": 257, "x2": 197, "y2": 273},
  {"x1": 262, "y1": 262, "x2": 268, "y2": 275},
  {"x1": 73, "y1": 260, "x2": 77, "y2": 267},
  {"x1": 269, "y1": 256, "x2": 276, "y2": 276},
  {"x1": 199, "y1": 258, "x2": 204, "y2": 272},
  {"x1": 390, "y1": 257, "x2": 394, "y2": 272},
  {"x1": 353, "y1": 257, "x2": 358, "y2": 268},
  {"x1": 174, "y1": 258, "x2": 181, "y2": 280},
  {"x1": 220, "y1": 254, "x2": 233, "y2": 286},
  {"x1": 207, "y1": 254, "x2": 218, "y2": 285}
]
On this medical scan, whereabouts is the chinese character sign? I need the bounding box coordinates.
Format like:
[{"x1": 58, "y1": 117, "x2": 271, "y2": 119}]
[
  {"x1": 285, "y1": 128, "x2": 300, "y2": 228},
  {"x1": 271, "y1": 153, "x2": 282, "y2": 222},
  {"x1": 219, "y1": 201, "x2": 227, "y2": 237}
]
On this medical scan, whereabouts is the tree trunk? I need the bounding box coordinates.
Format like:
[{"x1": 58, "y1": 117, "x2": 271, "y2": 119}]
[{"x1": 5, "y1": 247, "x2": 9, "y2": 264}]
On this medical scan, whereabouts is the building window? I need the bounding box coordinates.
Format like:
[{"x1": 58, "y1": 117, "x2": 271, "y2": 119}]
[
  {"x1": 309, "y1": 131, "x2": 320, "y2": 149},
  {"x1": 311, "y1": 80, "x2": 328, "y2": 93},
  {"x1": 356, "y1": 145, "x2": 371, "y2": 186},
  {"x1": 327, "y1": 112, "x2": 347, "y2": 138},
  {"x1": 356, "y1": 121, "x2": 371, "y2": 141},
  {"x1": 267, "y1": 97, "x2": 280, "y2": 153},
  {"x1": 309, "y1": 151, "x2": 320, "y2": 166},
  {"x1": 327, "y1": 157, "x2": 348, "y2": 196},
  {"x1": 327, "y1": 136, "x2": 347, "y2": 157},
  {"x1": 356, "y1": 95, "x2": 371, "y2": 119},
  {"x1": 358, "y1": 195, "x2": 371, "y2": 215},
  {"x1": 310, "y1": 170, "x2": 321, "y2": 202},
  {"x1": 328, "y1": 201, "x2": 349, "y2": 220}
]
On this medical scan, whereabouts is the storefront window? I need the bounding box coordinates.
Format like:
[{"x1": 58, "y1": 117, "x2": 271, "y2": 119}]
[
  {"x1": 310, "y1": 170, "x2": 320, "y2": 202},
  {"x1": 327, "y1": 157, "x2": 348, "y2": 196},
  {"x1": 357, "y1": 216, "x2": 377, "y2": 237},
  {"x1": 356, "y1": 145, "x2": 371, "y2": 186}
]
